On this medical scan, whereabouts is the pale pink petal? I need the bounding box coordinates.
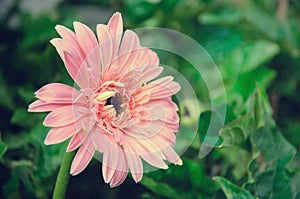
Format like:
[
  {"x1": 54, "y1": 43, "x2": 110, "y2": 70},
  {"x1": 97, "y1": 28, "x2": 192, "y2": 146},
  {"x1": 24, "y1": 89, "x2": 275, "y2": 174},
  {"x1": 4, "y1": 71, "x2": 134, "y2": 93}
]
[
  {"x1": 96, "y1": 25, "x2": 113, "y2": 71},
  {"x1": 84, "y1": 46, "x2": 101, "y2": 87},
  {"x1": 133, "y1": 76, "x2": 180, "y2": 104},
  {"x1": 162, "y1": 146, "x2": 182, "y2": 165},
  {"x1": 109, "y1": 149, "x2": 128, "y2": 187},
  {"x1": 66, "y1": 129, "x2": 88, "y2": 152},
  {"x1": 124, "y1": 137, "x2": 168, "y2": 169},
  {"x1": 93, "y1": 130, "x2": 105, "y2": 152},
  {"x1": 158, "y1": 129, "x2": 177, "y2": 146},
  {"x1": 96, "y1": 24, "x2": 110, "y2": 44},
  {"x1": 107, "y1": 12, "x2": 123, "y2": 59},
  {"x1": 44, "y1": 124, "x2": 78, "y2": 145},
  {"x1": 143, "y1": 99, "x2": 179, "y2": 124},
  {"x1": 102, "y1": 138, "x2": 119, "y2": 183},
  {"x1": 125, "y1": 120, "x2": 166, "y2": 139},
  {"x1": 116, "y1": 30, "x2": 141, "y2": 72},
  {"x1": 55, "y1": 25, "x2": 85, "y2": 59},
  {"x1": 35, "y1": 83, "x2": 82, "y2": 103},
  {"x1": 28, "y1": 100, "x2": 66, "y2": 112},
  {"x1": 124, "y1": 150, "x2": 143, "y2": 183},
  {"x1": 64, "y1": 52, "x2": 90, "y2": 88},
  {"x1": 43, "y1": 106, "x2": 77, "y2": 127},
  {"x1": 73, "y1": 21, "x2": 98, "y2": 56},
  {"x1": 50, "y1": 38, "x2": 83, "y2": 64},
  {"x1": 150, "y1": 81, "x2": 180, "y2": 99},
  {"x1": 70, "y1": 137, "x2": 95, "y2": 175},
  {"x1": 136, "y1": 66, "x2": 163, "y2": 85},
  {"x1": 141, "y1": 153, "x2": 168, "y2": 169}
]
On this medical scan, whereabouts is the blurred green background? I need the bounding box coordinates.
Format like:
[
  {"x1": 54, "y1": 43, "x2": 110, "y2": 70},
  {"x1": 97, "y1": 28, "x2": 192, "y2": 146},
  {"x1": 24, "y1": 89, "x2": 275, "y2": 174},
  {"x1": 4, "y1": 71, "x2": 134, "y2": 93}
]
[{"x1": 0, "y1": 0, "x2": 300, "y2": 198}]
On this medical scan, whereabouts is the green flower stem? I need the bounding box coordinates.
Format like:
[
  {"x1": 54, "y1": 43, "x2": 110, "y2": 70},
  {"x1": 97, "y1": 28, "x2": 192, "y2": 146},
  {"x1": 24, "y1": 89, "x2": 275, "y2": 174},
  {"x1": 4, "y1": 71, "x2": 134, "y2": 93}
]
[{"x1": 52, "y1": 151, "x2": 75, "y2": 199}]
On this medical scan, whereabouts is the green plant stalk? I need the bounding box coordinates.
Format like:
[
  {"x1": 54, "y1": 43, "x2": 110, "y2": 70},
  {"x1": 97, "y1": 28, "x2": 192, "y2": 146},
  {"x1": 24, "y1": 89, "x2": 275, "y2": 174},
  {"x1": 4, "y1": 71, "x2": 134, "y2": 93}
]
[{"x1": 52, "y1": 151, "x2": 75, "y2": 199}]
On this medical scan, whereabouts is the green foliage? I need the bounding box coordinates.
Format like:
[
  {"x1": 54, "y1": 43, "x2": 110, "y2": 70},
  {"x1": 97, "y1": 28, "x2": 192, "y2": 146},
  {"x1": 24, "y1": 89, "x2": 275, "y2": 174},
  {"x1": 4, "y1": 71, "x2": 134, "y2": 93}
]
[
  {"x1": 0, "y1": 0, "x2": 300, "y2": 198},
  {"x1": 213, "y1": 177, "x2": 256, "y2": 199}
]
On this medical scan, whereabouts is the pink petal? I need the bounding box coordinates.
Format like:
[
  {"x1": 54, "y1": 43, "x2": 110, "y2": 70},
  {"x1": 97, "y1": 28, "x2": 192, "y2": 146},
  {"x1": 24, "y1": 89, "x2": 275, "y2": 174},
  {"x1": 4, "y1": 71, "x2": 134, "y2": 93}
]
[
  {"x1": 125, "y1": 120, "x2": 166, "y2": 139},
  {"x1": 125, "y1": 149, "x2": 143, "y2": 183},
  {"x1": 44, "y1": 124, "x2": 78, "y2": 145},
  {"x1": 28, "y1": 100, "x2": 66, "y2": 112},
  {"x1": 93, "y1": 130, "x2": 105, "y2": 152},
  {"x1": 144, "y1": 99, "x2": 179, "y2": 124},
  {"x1": 55, "y1": 25, "x2": 85, "y2": 60},
  {"x1": 102, "y1": 138, "x2": 119, "y2": 183},
  {"x1": 124, "y1": 137, "x2": 168, "y2": 169},
  {"x1": 43, "y1": 106, "x2": 77, "y2": 127},
  {"x1": 136, "y1": 66, "x2": 163, "y2": 85},
  {"x1": 64, "y1": 52, "x2": 90, "y2": 88},
  {"x1": 107, "y1": 12, "x2": 123, "y2": 38},
  {"x1": 117, "y1": 30, "x2": 141, "y2": 72},
  {"x1": 109, "y1": 149, "x2": 128, "y2": 187},
  {"x1": 162, "y1": 146, "x2": 182, "y2": 165},
  {"x1": 141, "y1": 153, "x2": 168, "y2": 169},
  {"x1": 109, "y1": 169, "x2": 128, "y2": 188},
  {"x1": 96, "y1": 25, "x2": 113, "y2": 71},
  {"x1": 133, "y1": 76, "x2": 180, "y2": 104},
  {"x1": 70, "y1": 137, "x2": 95, "y2": 175},
  {"x1": 107, "y1": 12, "x2": 123, "y2": 59},
  {"x1": 50, "y1": 38, "x2": 83, "y2": 64},
  {"x1": 158, "y1": 129, "x2": 177, "y2": 146},
  {"x1": 35, "y1": 83, "x2": 81, "y2": 103},
  {"x1": 84, "y1": 46, "x2": 101, "y2": 87},
  {"x1": 66, "y1": 129, "x2": 88, "y2": 152},
  {"x1": 73, "y1": 21, "x2": 98, "y2": 57}
]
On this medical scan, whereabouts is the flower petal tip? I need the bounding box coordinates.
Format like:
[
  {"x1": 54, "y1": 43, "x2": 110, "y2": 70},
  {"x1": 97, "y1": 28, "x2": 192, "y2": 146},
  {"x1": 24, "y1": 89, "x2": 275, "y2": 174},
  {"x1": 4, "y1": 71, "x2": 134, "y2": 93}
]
[{"x1": 175, "y1": 159, "x2": 183, "y2": 166}]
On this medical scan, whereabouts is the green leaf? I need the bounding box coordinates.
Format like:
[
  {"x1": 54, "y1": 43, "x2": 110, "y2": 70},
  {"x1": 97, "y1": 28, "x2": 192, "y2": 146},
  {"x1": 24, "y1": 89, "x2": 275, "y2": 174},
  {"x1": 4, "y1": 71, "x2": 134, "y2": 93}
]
[
  {"x1": 233, "y1": 67, "x2": 276, "y2": 101},
  {"x1": 141, "y1": 176, "x2": 182, "y2": 199},
  {"x1": 249, "y1": 126, "x2": 298, "y2": 199},
  {"x1": 213, "y1": 176, "x2": 256, "y2": 199},
  {"x1": 142, "y1": 158, "x2": 219, "y2": 198},
  {"x1": 245, "y1": 88, "x2": 300, "y2": 198},
  {"x1": 4, "y1": 160, "x2": 37, "y2": 198},
  {"x1": 0, "y1": 137, "x2": 7, "y2": 159},
  {"x1": 28, "y1": 123, "x2": 66, "y2": 179},
  {"x1": 221, "y1": 41, "x2": 279, "y2": 80},
  {"x1": 220, "y1": 114, "x2": 255, "y2": 147}
]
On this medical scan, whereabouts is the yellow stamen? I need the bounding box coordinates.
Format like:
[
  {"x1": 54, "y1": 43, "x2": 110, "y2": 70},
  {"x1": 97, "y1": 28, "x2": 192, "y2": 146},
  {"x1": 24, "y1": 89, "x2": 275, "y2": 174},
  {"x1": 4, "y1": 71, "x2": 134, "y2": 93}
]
[
  {"x1": 95, "y1": 91, "x2": 116, "y2": 102},
  {"x1": 102, "y1": 80, "x2": 125, "y2": 88}
]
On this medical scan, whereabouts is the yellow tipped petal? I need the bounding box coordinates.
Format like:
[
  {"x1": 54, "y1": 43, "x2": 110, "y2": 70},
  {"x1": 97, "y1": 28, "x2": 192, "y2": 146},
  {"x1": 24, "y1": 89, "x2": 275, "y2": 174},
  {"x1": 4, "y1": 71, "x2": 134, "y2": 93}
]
[{"x1": 95, "y1": 91, "x2": 116, "y2": 102}]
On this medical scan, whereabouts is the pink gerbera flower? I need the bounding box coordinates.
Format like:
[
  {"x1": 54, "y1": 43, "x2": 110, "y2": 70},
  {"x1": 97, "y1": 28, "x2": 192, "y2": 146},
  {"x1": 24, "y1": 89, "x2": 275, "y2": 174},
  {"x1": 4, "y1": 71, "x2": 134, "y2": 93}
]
[{"x1": 28, "y1": 12, "x2": 182, "y2": 187}]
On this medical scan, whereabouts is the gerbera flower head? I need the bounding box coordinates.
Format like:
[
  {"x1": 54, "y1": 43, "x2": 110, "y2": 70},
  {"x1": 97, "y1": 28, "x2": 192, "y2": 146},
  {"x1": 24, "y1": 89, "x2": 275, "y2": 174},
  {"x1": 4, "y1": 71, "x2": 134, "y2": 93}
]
[{"x1": 28, "y1": 12, "x2": 182, "y2": 187}]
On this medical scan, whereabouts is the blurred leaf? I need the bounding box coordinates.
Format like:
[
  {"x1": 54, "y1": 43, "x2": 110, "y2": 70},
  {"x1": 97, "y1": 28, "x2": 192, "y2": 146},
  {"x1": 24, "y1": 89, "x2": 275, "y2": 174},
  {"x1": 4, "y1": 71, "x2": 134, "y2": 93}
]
[
  {"x1": 199, "y1": 9, "x2": 242, "y2": 25},
  {"x1": 28, "y1": 123, "x2": 66, "y2": 179},
  {"x1": 221, "y1": 41, "x2": 279, "y2": 80},
  {"x1": 249, "y1": 126, "x2": 298, "y2": 199},
  {"x1": 0, "y1": 137, "x2": 7, "y2": 159},
  {"x1": 218, "y1": 147, "x2": 252, "y2": 180},
  {"x1": 198, "y1": 111, "x2": 224, "y2": 148},
  {"x1": 141, "y1": 176, "x2": 182, "y2": 199},
  {"x1": 213, "y1": 176, "x2": 256, "y2": 199},
  {"x1": 245, "y1": 88, "x2": 299, "y2": 198},
  {"x1": 18, "y1": 87, "x2": 36, "y2": 104},
  {"x1": 232, "y1": 67, "x2": 276, "y2": 101},
  {"x1": 142, "y1": 158, "x2": 218, "y2": 199},
  {"x1": 4, "y1": 160, "x2": 37, "y2": 199},
  {"x1": 20, "y1": 14, "x2": 57, "y2": 49},
  {"x1": 0, "y1": 69, "x2": 15, "y2": 110},
  {"x1": 10, "y1": 108, "x2": 28, "y2": 125}
]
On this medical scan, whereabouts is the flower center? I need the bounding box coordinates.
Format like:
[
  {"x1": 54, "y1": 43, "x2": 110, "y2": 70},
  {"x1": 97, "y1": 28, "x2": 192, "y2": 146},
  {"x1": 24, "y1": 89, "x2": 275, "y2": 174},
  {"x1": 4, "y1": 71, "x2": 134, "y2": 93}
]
[{"x1": 105, "y1": 94, "x2": 124, "y2": 116}]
